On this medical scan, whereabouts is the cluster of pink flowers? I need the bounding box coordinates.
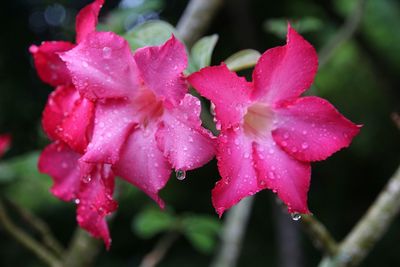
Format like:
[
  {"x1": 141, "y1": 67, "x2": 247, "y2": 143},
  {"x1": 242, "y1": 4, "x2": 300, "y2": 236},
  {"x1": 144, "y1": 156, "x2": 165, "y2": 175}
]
[{"x1": 30, "y1": 0, "x2": 360, "y2": 246}]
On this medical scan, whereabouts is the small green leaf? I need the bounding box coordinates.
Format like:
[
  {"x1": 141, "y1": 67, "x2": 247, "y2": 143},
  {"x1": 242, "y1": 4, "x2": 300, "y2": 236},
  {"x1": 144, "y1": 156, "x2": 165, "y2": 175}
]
[
  {"x1": 98, "y1": 0, "x2": 164, "y2": 34},
  {"x1": 123, "y1": 20, "x2": 177, "y2": 51},
  {"x1": 225, "y1": 49, "x2": 261, "y2": 72},
  {"x1": 133, "y1": 208, "x2": 176, "y2": 239},
  {"x1": 264, "y1": 17, "x2": 323, "y2": 39},
  {"x1": 188, "y1": 34, "x2": 219, "y2": 73},
  {"x1": 181, "y1": 215, "x2": 221, "y2": 254}
]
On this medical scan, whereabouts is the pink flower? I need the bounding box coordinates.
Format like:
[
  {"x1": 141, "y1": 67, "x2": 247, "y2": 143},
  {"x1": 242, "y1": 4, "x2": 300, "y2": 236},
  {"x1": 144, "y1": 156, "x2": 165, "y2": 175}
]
[
  {"x1": 60, "y1": 32, "x2": 215, "y2": 207},
  {"x1": 38, "y1": 85, "x2": 117, "y2": 248},
  {"x1": 0, "y1": 134, "x2": 11, "y2": 158},
  {"x1": 30, "y1": 0, "x2": 117, "y2": 247},
  {"x1": 188, "y1": 25, "x2": 361, "y2": 216}
]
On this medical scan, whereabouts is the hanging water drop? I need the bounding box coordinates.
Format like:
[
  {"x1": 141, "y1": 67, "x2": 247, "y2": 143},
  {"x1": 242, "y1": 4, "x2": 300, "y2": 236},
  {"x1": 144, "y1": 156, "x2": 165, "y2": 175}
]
[
  {"x1": 176, "y1": 169, "x2": 186, "y2": 181},
  {"x1": 290, "y1": 213, "x2": 302, "y2": 221}
]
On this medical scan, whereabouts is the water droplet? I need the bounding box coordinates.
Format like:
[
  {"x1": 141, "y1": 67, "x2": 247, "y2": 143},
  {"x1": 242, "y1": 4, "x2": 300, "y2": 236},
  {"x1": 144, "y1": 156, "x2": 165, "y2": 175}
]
[
  {"x1": 176, "y1": 169, "x2": 186, "y2": 180},
  {"x1": 83, "y1": 175, "x2": 92, "y2": 183},
  {"x1": 74, "y1": 199, "x2": 80, "y2": 204},
  {"x1": 283, "y1": 133, "x2": 289, "y2": 139},
  {"x1": 102, "y1": 47, "x2": 112, "y2": 59},
  {"x1": 301, "y1": 142, "x2": 309, "y2": 149},
  {"x1": 291, "y1": 213, "x2": 302, "y2": 221}
]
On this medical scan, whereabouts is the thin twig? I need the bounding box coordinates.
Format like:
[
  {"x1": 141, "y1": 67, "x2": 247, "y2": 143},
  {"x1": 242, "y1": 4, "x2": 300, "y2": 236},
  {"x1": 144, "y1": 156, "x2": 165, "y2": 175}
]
[
  {"x1": 0, "y1": 199, "x2": 62, "y2": 267},
  {"x1": 391, "y1": 112, "x2": 400, "y2": 130},
  {"x1": 6, "y1": 198, "x2": 65, "y2": 257},
  {"x1": 63, "y1": 228, "x2": 103, "y2": 267},
  {"x1": 319, "y1": 164, "x2": 400, "y2": 267},
  {"x1": 210, "y1": 196, "x2": 254, "y2": 267},
  {"x1": 301, "y1": 214, "x2": 338, "y2": 256},
  {"x1": 139, "y1": 232, "x2": 179, "y2": 267},
  {"x1": 318, "y1": 0, "x2": 367, "y2": 68},
  {"x1": 176, "y1": 0, "x2": 224, "y2": 47}
]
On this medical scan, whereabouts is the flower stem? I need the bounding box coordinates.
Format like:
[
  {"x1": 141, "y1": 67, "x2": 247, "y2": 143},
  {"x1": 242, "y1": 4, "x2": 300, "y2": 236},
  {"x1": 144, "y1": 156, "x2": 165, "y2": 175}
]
[
  {"x1": 177, "y1": 0, "x2": 224, "y2": 47},
  {"x1": 319, "y1": 164, "x2": 400, "y2": 267}
]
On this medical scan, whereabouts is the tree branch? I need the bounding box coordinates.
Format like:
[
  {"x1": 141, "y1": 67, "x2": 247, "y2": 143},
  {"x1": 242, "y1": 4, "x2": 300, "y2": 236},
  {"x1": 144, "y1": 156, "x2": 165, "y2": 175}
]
[
  {"x1": 176, "y1": 0, "x2": 224, "y2": 47},
  {"x1": 139, "y1": 232, "x2": 179, "y2": 267},
  {"x1": 301, "y1": 214, "x2": 338, "y2": 256},
  {"x1": 210, "y1": 196, "x2": 254, "y2": 267},
  {"x1": 63, "y1": 228, "x2": 103, "y2": 267},
  {"x1": 0, "y1": 199, "x2": 62, "y2": 267},
  {"x1": 318, "y1": 0, "x2": 366, "y2": 68},
  {"x1": 319, "y1": 164, "x2": 400, "y2": 267},
  {"x1": 6, "y1": 198, "x2": 64, "y2": 257}
]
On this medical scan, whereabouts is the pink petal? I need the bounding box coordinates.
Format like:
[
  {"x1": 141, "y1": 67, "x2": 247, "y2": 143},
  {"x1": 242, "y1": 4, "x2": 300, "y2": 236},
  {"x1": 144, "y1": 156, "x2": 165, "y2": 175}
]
[
  {"x1": 272, "y1": 96, "x2": 361, "y2": 162},
  {"x1": 59, "y1": 96, "x2": 95, "y2": 153},
  {"x1": 81, "y1": 100, "x2": 136, "y2": 164},
  {"x1": 114, "y1": 124, "x2": 172, "y2": 208},
  {"x1": 0, "y1": 134, "x2": 11, "y2": 158},
  {"x1": 252, "y1": 24, "x2": 318, "y2": 104},
  {"x1": 42, "y1": 85, "x2": 80, "y2": 141},
  {"x1": 188, "y1": 64, "x2": 252, "y2": 130},
  {"x1": 75, "y1": 0, "x2": 104, "y2": 44},
  {"x1": 133, "y1": 35, "x2": 187, "y2": 108},
  {"x1": 212, "y1": 129, "x2": 262, "y2": 217},
  {"x1": 253, "y1": 138, "x2": 311, "y2": 213},
  {"x1": 29, "y1": 41, "x2": 75, "y2": 86},
  {"x1": 156, "y1": 94, "x2": 215, "y2": 170},
  {"x1": 38, "y1": 142, "x2": 81, "y2": 201},
  {"x1": 76, "y1": 162, "x2": 117, "y2": 249},
  {"x1": 61, "y1": 32, "x2": 139, "y2": 101}
]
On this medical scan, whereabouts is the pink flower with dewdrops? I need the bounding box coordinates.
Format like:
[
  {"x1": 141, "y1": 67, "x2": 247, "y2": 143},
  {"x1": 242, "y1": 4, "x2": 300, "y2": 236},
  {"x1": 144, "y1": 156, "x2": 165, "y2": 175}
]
[
  {"x1": 30, "y1": 0, "x2": 118, "y2": 247},
  {"x1": 188, "y1": 25, "x2": 361, "y2": 216},
  {"x1": 0, "y1": 134, "x2": 11, "y2": 158},
  {"x1": 60, "y1": 32, "x2": 215, "y2": 208}
]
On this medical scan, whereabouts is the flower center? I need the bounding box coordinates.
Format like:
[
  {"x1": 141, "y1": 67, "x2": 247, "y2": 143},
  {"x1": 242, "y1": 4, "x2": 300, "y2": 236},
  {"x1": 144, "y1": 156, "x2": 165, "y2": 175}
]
[
  {"x1": 133, "y1": 87, "x2": 164, "y2": 126},
  {"x1": 243, "y1": 103, "x2": 274, "y2": 139}
]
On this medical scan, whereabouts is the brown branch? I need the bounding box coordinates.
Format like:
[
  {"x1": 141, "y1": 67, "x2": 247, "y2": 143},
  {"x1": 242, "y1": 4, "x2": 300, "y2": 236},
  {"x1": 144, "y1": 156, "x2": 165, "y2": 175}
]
[
  {"x1": 176, "y1": 0, "x2": 224, "y2": 47},
  {"x1": 319, "y1": 164, "x2": 400, "y2": 267},
  {"x1": 63, "y1": 228, "x2": 103, "y2": 267},
  {"x1": 301, "y1": 214, "x2": 338, "y2": 256},
  {"x1": 318, "y1": 0, "x2": 366, "y2": 68},
  {"x1": 139, "y1": 232, "x2": 179, "y2": 267},
  {"x1": 0, "y1": 199, "x2": 62, "y2": 267},
  {"x1": 210, "y1": 196, "x2": 254, "y2": 267},
  {"x1": 6, "y1": 198, "x2": 65, "y2": 257}
]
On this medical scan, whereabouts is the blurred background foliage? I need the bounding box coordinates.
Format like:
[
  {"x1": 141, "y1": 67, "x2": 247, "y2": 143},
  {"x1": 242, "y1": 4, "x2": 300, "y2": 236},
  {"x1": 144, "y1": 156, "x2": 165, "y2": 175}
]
[{"x1": 0, "y1": 0, "x2": 399, "y2": 266}]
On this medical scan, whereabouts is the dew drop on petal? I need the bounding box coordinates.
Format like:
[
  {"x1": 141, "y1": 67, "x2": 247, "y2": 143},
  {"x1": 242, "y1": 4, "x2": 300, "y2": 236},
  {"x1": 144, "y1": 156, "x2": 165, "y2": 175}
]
[
  {"x1": 283, "y1": 133, "x2": 289, "y2": 139},
  {"x1": 290, "y1": 213, "x2": 302, "y2": 221},
  {"x1": 301, "y1": 142, "x2": 309, "y2": 149},
  {"x1": 74, "y1": 198, "x2": 80, "y2": 204},
  {"x1": 102, "y1": 47, "x2": 112, "y2": 59},
  {"x1": 82, "y1": 175, "x2": 92, "y2": 183},
  {"x1": 176, "y1": 169, "x2": 186, "y2": 181}
]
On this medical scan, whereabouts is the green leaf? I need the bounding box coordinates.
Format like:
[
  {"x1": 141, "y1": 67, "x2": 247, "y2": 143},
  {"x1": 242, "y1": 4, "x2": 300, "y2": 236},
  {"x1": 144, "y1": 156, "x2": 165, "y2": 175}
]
[
  {"x1": 181, "y1": 215, "x2": 221, "y2": 254},
  {"x1": 0, "y1": 151, "x2": 59, "y2": 211},
  {"x1": 225, "y1": 49, "x2": 261, "y2": 72},
  {"x1": 133, "y1": 208, "x2": 176, "y2": 239},
  {"x1": 264, "y1": 17, "x2": 323, "y2": 39},
  {"x1": 98, "y1": 0, "x2": 164, "y2": 34},
  {"x1": 188, "y1": 34, "x2": 219, "y2": 73},
  {"x1": 123, "y1": 20, "x2": 177, "y2": 51}
]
